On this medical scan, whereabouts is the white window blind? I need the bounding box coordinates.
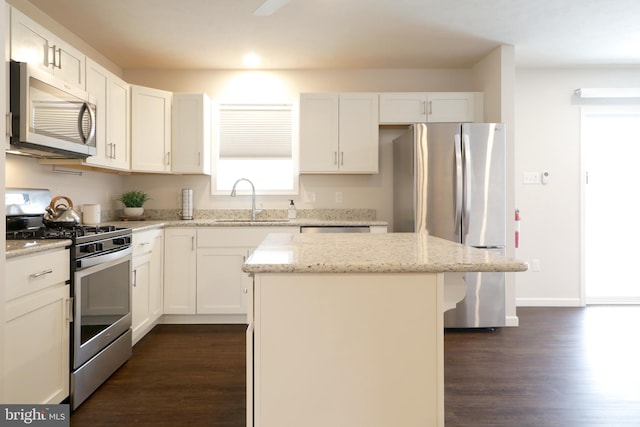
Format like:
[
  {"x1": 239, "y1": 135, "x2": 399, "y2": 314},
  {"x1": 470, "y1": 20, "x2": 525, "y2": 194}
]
[{"x1": 219, "y1": 104, "x2": 293, "y2": 158}]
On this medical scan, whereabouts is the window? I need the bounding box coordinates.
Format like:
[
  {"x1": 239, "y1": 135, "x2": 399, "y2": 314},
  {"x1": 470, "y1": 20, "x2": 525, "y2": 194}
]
[{"x1": 212, "y1": 104, "x2": 298, "y2": 195}]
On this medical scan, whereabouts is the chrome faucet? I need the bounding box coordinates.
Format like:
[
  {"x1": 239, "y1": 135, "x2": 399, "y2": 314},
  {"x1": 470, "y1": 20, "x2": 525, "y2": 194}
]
[{"x1": 230, "y1": 178, "x2": 262, "y2": 220}]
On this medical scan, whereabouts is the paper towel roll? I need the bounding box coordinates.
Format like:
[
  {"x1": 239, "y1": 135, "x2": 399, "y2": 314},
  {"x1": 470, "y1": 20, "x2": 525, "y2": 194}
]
[{"x1": 83, "y1": 204, "x2": 101, "y2": 225}]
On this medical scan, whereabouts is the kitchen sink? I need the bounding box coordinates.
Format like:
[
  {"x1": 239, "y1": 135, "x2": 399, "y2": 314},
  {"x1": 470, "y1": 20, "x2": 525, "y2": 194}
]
[{"x1": 214, "y1": 219, "x2": 290, "y2": 223}]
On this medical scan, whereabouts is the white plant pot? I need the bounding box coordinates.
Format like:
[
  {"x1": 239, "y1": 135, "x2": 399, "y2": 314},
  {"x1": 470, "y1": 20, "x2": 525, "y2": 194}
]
[{"x1": 124, "y1": 207, "x2": 144, "y2": 217}]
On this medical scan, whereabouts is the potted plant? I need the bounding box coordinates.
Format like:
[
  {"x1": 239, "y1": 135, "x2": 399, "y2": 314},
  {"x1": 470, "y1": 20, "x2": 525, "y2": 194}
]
[{"x1": 118, "y1": 190, "x2": 151, "y2": 217}]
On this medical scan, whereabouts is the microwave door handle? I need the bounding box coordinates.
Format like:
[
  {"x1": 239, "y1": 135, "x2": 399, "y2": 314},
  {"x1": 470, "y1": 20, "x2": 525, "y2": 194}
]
[{"x1": 78, "y1": 102, "x2": 96, "y2": 144}]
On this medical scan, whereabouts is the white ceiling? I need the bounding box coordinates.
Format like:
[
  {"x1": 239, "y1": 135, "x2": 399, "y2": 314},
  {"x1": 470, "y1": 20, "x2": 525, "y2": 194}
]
[{"x1": 25, "y1": 0, "x2": 640, "y2": 70}]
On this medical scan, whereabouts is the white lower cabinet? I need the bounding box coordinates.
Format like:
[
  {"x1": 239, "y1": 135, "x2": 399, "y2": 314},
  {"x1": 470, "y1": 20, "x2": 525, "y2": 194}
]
[
  {"x1": 196, "y1": 247, "x2": 252, "y2": 315},
  {"x1": 4, "y1": 248, "x2": 71, "y2": 404},
  {"x1": 131, "y1": 228, "x2": 164, "y2": 344},
  {"x1": 163, "y1": 228, "x2": 197, "y2": 314},
  {"x1": 158, "y1": 227, "x2": 298, "y2": 322},
  {"x1": 195, "y1": 228, "x2": 297, "y2": 321}
]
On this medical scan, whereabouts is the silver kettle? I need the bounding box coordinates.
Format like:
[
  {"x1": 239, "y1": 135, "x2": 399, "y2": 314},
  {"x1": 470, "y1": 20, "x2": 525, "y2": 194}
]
[{"x1": 43, "y1": 196, "x2": 81, "y2": 228}]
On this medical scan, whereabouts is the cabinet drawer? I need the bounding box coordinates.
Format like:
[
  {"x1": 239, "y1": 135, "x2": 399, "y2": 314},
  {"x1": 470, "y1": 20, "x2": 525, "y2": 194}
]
[
  {"x1": 6, "y1": 249, "x2": 70, "y2": 301},
  {"x1": 197, "y1": 227, "x2": 296, "y2": 248},
  {"x1": 133, "y1": 228, "x2": 163, "y2": 257}
]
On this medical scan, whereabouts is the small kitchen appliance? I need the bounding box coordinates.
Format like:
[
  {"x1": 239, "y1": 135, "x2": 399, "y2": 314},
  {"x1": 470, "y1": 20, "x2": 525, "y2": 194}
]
[
  {"x1": 9, "y1": 61, "x2": 97, "y2": 159},
  {"x1": 6, "y1": 188, "x2": 133, "y2": 409}
]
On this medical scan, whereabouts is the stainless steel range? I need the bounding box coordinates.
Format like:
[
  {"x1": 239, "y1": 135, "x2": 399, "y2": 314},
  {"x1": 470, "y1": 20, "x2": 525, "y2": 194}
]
[{"x1": 6, "y1": 188, "x2": 133, "y2": 410}]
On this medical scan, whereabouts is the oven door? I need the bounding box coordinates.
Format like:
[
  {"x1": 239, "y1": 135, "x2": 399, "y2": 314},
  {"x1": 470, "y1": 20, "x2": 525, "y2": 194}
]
[{"x1": 73, "y1": 246, "x2": 132, "y2": 369}]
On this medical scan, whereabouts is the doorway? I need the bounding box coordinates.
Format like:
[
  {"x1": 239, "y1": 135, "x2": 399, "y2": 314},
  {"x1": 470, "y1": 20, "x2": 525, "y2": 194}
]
[{"x1": 582, "y1": 106, "x2": 640, "y2": 304}]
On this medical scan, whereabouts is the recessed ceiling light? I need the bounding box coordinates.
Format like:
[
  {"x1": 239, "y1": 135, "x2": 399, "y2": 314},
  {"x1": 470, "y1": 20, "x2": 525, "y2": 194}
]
[{"x1": 243, "y1": 53, "x2": 261, "y2": 67}]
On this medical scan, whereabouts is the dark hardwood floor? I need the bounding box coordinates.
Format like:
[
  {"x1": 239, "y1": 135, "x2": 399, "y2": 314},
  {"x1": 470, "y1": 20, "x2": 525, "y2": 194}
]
[{"x1": 71, "y1": 306, "x2": 640, "y2": 426}]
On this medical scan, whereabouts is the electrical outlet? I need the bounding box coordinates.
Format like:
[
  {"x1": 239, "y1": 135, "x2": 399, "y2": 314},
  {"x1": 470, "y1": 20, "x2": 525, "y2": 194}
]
[
  {"x1": 335, "y1": 192, "x2": 343, "y2": 203},
  {"x1": 523, "y1": 172, "x2": 540, "y2": 184},
  {"x1": 532, "y1": 259, "x2": 540, "y2": 272},
  {"x1": 304, "y1": 191, "x2": 316, "y2": 203}
]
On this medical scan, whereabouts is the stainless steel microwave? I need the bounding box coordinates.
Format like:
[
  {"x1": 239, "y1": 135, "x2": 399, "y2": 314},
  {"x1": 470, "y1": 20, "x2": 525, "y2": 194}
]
[{"x1": 9, "y1": 61, "x2": 97, "y2": 159}]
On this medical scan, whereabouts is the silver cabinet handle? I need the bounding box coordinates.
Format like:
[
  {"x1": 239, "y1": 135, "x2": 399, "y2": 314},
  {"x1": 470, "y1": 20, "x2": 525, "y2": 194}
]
[
  {"x1": 340, "y1": 152, "x2": 344, "y2": 166},
  {"x1": 48, "y1": 44, "x2": 56, "y2": 67},
  {"x1": 428, "y1": 100, "x2": 433, "y2": 115},
  {"x1": 132, "y1": 269, "x2": 137, "y2": 287},
  {"x1": 29, "y1": 269, "x2": 53, "y2": 279},
  {"x1": 334, "y1": 151, "x2": 338, "y2": 165},
  {"x1": 66, "y1": 297, "x2": 74, "y2": 323}
]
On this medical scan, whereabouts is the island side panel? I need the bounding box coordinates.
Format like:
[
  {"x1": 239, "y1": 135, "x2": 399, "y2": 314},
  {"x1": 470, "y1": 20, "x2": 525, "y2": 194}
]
[{"x1": 253, "y1": 272, "x2": 444, "y2": 427}]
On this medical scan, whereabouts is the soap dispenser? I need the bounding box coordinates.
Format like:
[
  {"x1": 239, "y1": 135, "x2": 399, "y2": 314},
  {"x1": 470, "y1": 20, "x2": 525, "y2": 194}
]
[{"x1": 288, "y1": 199, "x2": 297, "y2": 220}]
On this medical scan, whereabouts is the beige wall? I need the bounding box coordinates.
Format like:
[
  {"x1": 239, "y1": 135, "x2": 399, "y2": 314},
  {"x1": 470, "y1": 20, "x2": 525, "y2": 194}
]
[
  {"x1": 5, "y1": 155, "x2": 124, "y2": 213},
  {"x1": 515, "y1": 67, "x2": 640, "y2": 306}
]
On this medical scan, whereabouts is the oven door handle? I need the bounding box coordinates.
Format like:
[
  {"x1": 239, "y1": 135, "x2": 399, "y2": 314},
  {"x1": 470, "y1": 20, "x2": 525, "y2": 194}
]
[{"x1": 77, "y1": 246, "x2": 133, "y2": 270}]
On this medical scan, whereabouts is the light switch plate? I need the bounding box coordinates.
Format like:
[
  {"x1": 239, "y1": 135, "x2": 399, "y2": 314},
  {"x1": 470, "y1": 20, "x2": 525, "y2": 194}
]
[{"x1": 523, "y1": 172, "x2": 540, "y2": 184}]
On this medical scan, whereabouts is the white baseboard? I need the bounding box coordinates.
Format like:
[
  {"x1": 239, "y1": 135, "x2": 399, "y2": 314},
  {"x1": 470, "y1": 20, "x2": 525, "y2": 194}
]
[
  {"x1": 516, "y1": 297, "x2": 583, "y2": 307},
  {"x1": 505, "y1": 315, "x2": 519, "y2": 327},
  {"x1": 160, "y1": 314, "x2": 247, "y2": 324},
  {"x1": 586, "y1": 296, "x2": 640, "y2": 304}
]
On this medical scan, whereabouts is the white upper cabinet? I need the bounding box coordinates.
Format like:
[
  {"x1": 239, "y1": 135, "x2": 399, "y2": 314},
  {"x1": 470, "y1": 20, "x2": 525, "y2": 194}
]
[
  {"x1": 10, "y1": 7, "x2": 85, "y2": 88},
  {"x1": 171, "y1": 93, "x2": 212, "y2": 175},
  {"x1": 85, "y1": 58, "x2": 130, "y2": 170},
  {"x1": 379, "y1": 92, "x2": 429, "y2": 123},
  {"x1": 379, "y1": 92, "x2": 484, "y2": 124},
  {"x1": 131, "y1": 85, "x2": 172, "y2": 173},
  {"x1": 299, "y1": 93, "x2": 379, "y2": 174}
]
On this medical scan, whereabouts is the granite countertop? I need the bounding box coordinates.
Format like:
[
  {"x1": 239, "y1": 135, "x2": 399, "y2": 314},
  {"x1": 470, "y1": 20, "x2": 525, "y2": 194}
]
[
  {"x1": 5, "y1": 219, "x2": 388, "y2": 258},
  {"x1": 242, "y1": 232, "x2": 529, "y2": 274},
  {"x1": 106, "y1": 218, "x2": 387, "y2": 230},
  {"x1": 6, "y1": 239, "x2": 72, "y2": 259}
]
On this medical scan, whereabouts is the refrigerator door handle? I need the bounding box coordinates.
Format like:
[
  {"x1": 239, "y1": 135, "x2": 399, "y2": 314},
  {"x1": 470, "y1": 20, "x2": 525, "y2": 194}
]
[
  {"x1": 462, "y1": 133, "x2": 472, "y2": 241},
  {"x1": 454, "y1": 134, "x2": 463, "y2": 233}
]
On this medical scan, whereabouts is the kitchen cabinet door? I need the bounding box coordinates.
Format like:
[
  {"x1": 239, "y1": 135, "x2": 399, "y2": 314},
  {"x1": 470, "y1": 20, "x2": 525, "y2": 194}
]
[
  {"x1": 196, "y1": 247, "x2": 251, "y2": 315},
  {"x1": 132, "y1": 253, "x2": 151, "y2": 344},
  {"x1": 107, "y1": 75, "x2": 131, "y2": 170},
  {"x1": 426, "y1": 92, "x2": 480, "y2": 123},
  {"x1": 10, "y1": 7, "x2": 85, "y2": 88},
  {"x1": 85, "y1": 59, "x2": 110, "y2": 167},
  {"x1": 338, "y1": 93, "x2": 379, "y2": 173},
  {"x1": 299, "y1": 93, "x2": 339, "y2": 172},
  {"x1": 163, "y1": 228, "x2": 196, "y2": 314},
  {"x1": 172, "y1": 93, "x2": 212, "y2": 174},
  {"x1": 148, "y1": 231, "x2": 164, "y2": 321},
  {"x1": 132, "y1": 228, "x2": 164, "y2": 344},
  {"x1": 131, "y1": 85, "x2": 172, "y2": 173},
  {"x1": 5, "y1": 284, "x2": 70, "y2": 404},
  {"x1": 299, "y1": 93, "x2": 378, "y2": 174},
  {"x1": 379, "y1": 92, "x2": 428, "y2": 124}
]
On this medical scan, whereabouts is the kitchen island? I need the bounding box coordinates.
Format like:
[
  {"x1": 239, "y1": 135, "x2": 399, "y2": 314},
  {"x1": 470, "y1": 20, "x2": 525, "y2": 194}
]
[{"x1": 243, "y1": 232, "x2": 527, "y2": 427}]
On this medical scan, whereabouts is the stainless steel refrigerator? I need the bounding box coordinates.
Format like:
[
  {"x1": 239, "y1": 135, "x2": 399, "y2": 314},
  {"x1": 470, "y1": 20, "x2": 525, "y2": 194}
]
[{"x1": 393, "y1": 122, "x2": 506, "y2": 328}]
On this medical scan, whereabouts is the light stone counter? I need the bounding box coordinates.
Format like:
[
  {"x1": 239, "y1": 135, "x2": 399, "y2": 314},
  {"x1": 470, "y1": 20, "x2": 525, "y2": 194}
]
[
  {"x1": 6, "y1": 239, "x2": 71, "y2": 258},
  {"x1": 243, "y1": 232, "x2": 528, "y2": 274},
  {"x1": 105, "y1": 218, "x2": 387, "y2": 230}
]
